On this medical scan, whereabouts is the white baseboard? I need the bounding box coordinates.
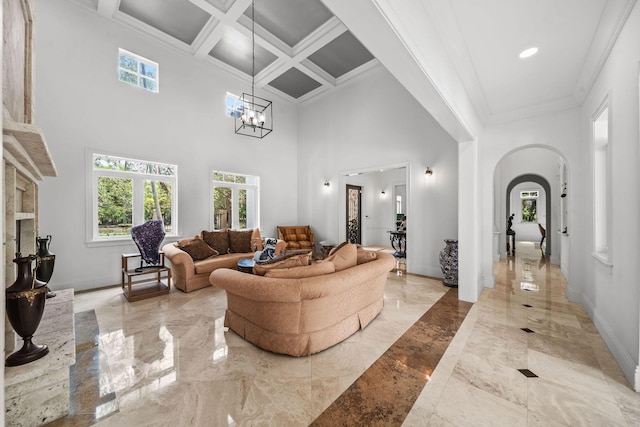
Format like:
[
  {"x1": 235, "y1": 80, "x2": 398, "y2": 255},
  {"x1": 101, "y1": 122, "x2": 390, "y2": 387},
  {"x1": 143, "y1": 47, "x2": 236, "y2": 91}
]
[
  {"x1": 483, "y1": 274, "x2": 495, "y2": 288},
  {"x1": 582, "y1": 292, "x2": 638, "y2": 388}
]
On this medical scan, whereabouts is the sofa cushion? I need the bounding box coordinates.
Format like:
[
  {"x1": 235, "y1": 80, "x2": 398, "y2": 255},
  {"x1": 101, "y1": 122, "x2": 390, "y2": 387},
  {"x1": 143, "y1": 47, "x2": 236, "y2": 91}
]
[
  {"x1": 253, "y1": 253, "x2": 311, "y2": 276},
  {"x1": 264, "y1": 261, "x2": 335, "y2": 279},
  {"x1": 178, "y1": 238, "x2": 218, "y2": 261},
  {"x1": 323, "y1": 243, "x2": 357, "y2": 271},
  {"x1": 228, "y1": 229, "x2": 254, "y2": 253},
  {"x1": 202, "y1": 229, "x2": 229, "y2": 254},
  {"x1": 194, "y1": 253, "x2": 246, "y2": 275}
]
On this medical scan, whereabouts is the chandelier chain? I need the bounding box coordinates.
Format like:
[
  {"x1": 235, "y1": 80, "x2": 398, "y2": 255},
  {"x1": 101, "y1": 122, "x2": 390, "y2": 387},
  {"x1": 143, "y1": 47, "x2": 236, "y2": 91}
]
[{"x1": 251, "y1": 0, "x2": 255, "y2": 97}]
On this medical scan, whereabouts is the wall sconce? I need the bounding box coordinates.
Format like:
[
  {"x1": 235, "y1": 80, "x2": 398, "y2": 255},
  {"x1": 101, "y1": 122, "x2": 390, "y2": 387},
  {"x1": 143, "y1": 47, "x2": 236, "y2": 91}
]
[
  {"x1": 425, "y1": 167, "x2": 433, "y2": 176},
  {"x1": 381, "y1": 190, "x2": 386, "y2": 196},
  {"x1": 323, "y1": 181, "x2": 330, "y2": 188}
]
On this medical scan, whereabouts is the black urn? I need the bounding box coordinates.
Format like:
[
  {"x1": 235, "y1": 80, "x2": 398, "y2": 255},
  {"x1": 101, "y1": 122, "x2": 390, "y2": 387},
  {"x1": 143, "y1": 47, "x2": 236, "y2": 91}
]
[
  {"x1": 36, "y1": 235, "x2": 56, "y2": 298},
  {"x1": 6, "y1": 254, "x2": 49, "y2": 367}
]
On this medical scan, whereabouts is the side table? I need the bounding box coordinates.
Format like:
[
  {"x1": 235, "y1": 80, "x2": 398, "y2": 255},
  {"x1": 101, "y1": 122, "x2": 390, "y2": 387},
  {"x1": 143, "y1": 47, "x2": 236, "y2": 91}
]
[
  {"x1": 237, "y1": 258, "x2": 255, "y2": 273},
  {"x1": 121, "y1": 252, "x2": 171, "y2": 302}
]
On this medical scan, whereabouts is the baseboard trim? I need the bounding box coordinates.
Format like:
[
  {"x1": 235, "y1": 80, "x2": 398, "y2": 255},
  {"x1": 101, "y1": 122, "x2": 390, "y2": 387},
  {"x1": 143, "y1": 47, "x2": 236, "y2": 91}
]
[{"x1": 582, "y1": 292, "x2": 638, "y2": 387}]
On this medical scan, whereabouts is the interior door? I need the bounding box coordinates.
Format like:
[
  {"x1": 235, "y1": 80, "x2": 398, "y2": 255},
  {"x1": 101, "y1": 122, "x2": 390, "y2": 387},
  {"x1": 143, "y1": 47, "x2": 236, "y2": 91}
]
[{"x1": 346, "y1": 184, "x2": 362, "y2": 244}]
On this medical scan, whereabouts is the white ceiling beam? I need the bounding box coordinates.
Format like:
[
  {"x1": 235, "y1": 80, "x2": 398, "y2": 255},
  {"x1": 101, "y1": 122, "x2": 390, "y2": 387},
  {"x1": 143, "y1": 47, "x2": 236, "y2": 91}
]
[
  {"x1": 97, "y1": 0, "x2": 120, "y2": 18},
  {"x1": 192, "y1": 0, "x2": 255, "y2": 58},
  {"x1": 323, "y1": 0, "x2": 478, "y2": 142},
  {"x1": 254, "y1": 17, "x2": 345, "y2": 89},
  {"x1": 192, "y1": 18, "x2": 225, "y2": 59}
]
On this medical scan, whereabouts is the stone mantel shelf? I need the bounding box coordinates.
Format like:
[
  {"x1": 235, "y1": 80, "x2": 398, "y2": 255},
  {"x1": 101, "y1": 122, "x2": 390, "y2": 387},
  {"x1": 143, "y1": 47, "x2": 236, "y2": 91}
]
[
  {"x1": 3, "y1": 119, "x2": 58, "y2": 179},
  {"x1": 14, "y1": 212, "x2": 35, "y2": 220}
]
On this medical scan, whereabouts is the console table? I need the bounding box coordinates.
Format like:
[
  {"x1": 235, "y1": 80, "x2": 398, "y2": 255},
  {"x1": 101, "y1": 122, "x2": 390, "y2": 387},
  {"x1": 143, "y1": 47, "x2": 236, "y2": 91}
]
[
  {"x1": 121, "y1": 252, "x2": 171, "y2": 302},
  {"x1": 388, "y1": 231, "x2": 406, "y2": 258}
]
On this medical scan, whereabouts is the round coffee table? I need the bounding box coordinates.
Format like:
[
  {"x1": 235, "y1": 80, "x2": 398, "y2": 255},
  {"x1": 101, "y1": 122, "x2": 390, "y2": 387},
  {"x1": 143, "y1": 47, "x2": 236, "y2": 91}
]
[{"x1": 237, "y1": 258, "x2": 255, "y2": 273}]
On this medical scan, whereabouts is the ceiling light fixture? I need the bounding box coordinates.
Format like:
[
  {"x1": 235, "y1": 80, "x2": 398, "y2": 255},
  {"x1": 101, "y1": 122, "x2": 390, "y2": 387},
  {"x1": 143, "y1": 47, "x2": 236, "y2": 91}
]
[
  {"x1": 235, "y1": 0, "x2": 273, "y2": 138},
  {"x1": 519, "y1": 47, "x2": 538, "y2": 59}
]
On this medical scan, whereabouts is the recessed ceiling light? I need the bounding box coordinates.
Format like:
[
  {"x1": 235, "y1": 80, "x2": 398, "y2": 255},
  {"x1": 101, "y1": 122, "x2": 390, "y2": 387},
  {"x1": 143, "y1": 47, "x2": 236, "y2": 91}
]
[{"x1": 519, "y1": 47, "x2": 538, "y2": 59}]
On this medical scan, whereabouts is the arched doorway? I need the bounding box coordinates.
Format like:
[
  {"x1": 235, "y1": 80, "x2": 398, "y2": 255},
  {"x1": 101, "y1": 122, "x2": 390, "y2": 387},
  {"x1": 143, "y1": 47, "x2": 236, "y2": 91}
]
[{"x1": 506, "y1": 174, "x2": 551, "y2": 257}]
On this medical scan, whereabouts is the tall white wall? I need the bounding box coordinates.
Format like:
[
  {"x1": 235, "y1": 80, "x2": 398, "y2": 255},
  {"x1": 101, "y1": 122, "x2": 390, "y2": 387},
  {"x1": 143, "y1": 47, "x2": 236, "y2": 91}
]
[
  {"x1": 576, "y1": 2, "x2": 640, "y2": 390},
  {"x1": 297, "y1": 66, "x2": 458, "y2": 278},
  {"x1": 34, "y1": 1, "x2": 299, "y2": 291}
]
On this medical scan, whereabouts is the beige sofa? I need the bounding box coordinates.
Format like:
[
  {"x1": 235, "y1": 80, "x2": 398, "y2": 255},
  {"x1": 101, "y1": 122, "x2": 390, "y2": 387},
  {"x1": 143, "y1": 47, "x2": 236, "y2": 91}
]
[
  {"x1": 162, "y1": 228, "x2": 285, "y2": 293},
  {"x1": 209, "y1": 244, "x2": 396, "y2": 356}
]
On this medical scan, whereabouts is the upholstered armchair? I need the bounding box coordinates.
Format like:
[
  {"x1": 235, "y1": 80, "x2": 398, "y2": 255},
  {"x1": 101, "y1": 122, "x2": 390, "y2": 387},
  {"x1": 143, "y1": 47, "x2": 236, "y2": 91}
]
[{"x1": 277, "y1": 225, "x2": 315, "y2": 256}]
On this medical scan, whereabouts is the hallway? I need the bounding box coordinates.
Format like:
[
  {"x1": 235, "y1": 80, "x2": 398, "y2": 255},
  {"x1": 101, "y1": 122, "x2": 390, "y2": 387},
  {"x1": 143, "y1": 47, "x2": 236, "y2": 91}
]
[{"x1": 403, "y1": 241, "x2": 640, "y2": 425}]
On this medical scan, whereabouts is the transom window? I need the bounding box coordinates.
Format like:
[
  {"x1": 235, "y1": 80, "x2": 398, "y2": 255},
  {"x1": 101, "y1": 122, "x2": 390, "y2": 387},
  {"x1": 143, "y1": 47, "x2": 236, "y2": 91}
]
[
  {"x1": 118, "y1": 49, "x2": 159, "y2": 93},
  {"x1": 211, "y1": 171, "x2": 259, "y2": 230},
  {"x1": 90, "y1": 153, "x2": 177, "y2": 241},
  {"x1": 520, "y1": 190, "x2": 538, "y2": 198}
]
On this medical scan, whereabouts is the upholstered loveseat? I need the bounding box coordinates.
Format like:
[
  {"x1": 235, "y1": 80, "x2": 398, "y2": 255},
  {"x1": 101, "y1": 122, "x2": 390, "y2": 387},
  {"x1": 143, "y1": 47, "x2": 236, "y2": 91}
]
[
  {"x1": 209, "y1": 244, "x2": 395, "y2": 356},
  {"x1": 162, "y1": 228, "x2": 285, "y2": 293}
]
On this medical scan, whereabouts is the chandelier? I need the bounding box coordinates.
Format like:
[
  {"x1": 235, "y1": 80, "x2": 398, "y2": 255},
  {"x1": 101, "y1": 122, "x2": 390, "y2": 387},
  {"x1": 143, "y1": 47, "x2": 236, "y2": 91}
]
[{"x1": 235, "y1": 0, "x2": 273, "y2": 138}]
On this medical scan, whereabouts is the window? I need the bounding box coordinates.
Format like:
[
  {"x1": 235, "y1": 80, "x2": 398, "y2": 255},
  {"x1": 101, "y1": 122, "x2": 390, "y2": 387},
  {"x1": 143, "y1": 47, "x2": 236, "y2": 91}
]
[
  {"x1": 593, "y1": 100, "x2": 610, "y2": 261},
  {"x1": 211, "y1": 171, "x2": 259, "y2": 230},
  {"x1": 118, "y1": 49, "x2": 159, "y2": 93},
  {"x1": 520, "y1": 191, "x2": 538, "y2": 222},
  {"x1": 90, "y1": 153, "x2": 177, "y2": 241},
  {"x1": 520, "y1": 191, "x2": 538, "y2": 198}
]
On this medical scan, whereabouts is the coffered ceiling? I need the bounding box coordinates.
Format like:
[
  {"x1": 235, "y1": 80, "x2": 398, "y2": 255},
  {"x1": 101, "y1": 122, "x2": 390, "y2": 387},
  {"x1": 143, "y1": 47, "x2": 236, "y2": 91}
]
[
  {"x1": 65, "y1": 0, "x2": 636, "y2": 132},
  {"x1": 70, "y1": 0, "x2": 376, "y2": 102}
]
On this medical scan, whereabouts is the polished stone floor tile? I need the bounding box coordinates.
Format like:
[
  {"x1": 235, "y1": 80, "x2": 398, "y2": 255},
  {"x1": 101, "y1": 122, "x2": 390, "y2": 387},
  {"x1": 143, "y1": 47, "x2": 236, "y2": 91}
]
[{"x1": 43, "y1": 242, "x2": 640, "y2": 427}]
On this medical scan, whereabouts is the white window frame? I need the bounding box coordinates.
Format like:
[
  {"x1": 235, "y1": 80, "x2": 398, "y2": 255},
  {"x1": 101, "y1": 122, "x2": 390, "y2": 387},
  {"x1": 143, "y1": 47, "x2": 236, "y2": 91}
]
[
  {"x1": 210, "y1": 171, "x2": 260, "y2": 230},
  {"x1": 118, "y1": 48, "x2": 159, "y2": 93},
  {"x1": 592, "y1": 96, "x2": 612, "y2": 265},
  {"x1": 86, "y1": 151, "x2": 178, "y2": 245}
]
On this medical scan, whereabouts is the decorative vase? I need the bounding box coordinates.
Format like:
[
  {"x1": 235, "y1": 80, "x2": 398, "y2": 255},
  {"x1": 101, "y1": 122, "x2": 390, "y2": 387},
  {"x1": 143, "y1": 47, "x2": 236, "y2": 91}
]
[
  {"x1": 6, "y1": 254, "x2": 49, "y2": 366},
  {"x1": 439, "y1": 239, "x2": 459, "y2": 287},
  {"x1": 36, "y1": 235, "x2": 56, "y2": 298}
]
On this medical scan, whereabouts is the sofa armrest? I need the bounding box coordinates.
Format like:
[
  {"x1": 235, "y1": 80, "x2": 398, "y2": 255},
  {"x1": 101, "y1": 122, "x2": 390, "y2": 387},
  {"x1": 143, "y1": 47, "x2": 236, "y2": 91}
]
[
  {"x1": 275, "y1": 239, "x2": 287, "y2": 255},
  {"x1": 162, "y1": 242, "x2": 196, "y2": 278}
]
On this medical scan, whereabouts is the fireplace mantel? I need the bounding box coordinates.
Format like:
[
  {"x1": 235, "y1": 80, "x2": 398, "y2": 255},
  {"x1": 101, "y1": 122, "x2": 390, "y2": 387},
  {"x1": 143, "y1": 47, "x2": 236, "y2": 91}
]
[{"x1": 3, "y1": 119, "x2": 57, "y2": 180}]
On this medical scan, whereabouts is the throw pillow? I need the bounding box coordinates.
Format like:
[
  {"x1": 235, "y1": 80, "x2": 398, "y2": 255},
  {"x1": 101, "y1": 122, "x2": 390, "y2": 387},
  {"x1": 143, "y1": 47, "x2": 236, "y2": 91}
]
[
  {"x1": 253, "y1": 253, "x2": 311, "y2": 276},
  {"x1": 328, "y1": 241, "x2": 348, "y2": 256},
  {"x1": 357, "y1": 247, "x2": 378, "y2": 264},
  {"x1": 201, "y1": 229, "x2": 229, "y2": 254},
  {"x1": 323, "y1": 243, "x2": 357, "y2": 271},
  {"x1": 178, "y1": 238, "x2": 218, "y2": 261},
  {"x1": 177, "y1": 235, "x2": 199, "y2": 247},
  {"x1": 264, "y1": 261, "x2": 335, "y2": 279},
  {"x1": 228, "y1": 229, "x2": 253, "y2": 253}
]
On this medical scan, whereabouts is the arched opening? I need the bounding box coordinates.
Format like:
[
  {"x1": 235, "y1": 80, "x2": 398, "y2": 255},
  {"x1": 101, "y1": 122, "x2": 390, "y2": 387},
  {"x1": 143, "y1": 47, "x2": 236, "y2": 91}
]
[
  {"x1": 491, "y1": 146, "x2": 569, "y2": 274},
  {"x1": 506, "y1": 174, "x2": 551, "y2": 257}
]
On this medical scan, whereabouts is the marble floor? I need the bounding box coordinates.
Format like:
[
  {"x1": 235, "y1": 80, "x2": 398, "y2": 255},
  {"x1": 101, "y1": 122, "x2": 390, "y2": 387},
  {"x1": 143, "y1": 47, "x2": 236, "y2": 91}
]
[{"x1": 46, "y1": 242, "x2": 640, "y2": 426}]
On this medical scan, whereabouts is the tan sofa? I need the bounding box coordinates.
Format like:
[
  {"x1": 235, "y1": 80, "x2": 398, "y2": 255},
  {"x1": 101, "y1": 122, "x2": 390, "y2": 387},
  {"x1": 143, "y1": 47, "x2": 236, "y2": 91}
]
[
  {"x1": 162, "y1": 228, "x2": 285, "y2": 293},
  {"x1": 209, "y1": 244, "x2": 396, "y2": 356}
]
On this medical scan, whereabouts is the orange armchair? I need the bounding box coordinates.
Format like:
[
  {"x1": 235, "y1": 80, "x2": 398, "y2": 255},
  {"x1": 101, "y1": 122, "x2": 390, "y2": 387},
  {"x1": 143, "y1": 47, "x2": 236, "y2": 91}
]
[{"x1": 277, "y1": 225, "x2": 315, "y2": 256}]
